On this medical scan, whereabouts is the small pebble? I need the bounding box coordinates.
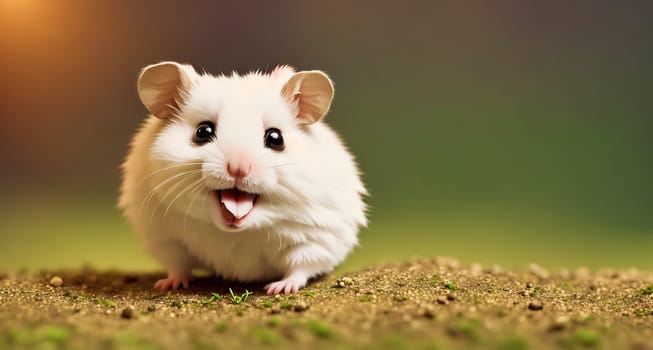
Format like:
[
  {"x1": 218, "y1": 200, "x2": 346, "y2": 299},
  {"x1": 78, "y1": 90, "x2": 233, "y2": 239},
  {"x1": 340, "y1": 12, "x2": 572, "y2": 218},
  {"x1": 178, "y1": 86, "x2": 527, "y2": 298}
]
[
  {"x1": 393, "y1": 294, "x2": 408, "y2": 302},
  {"x1": 528, "y1": 300, "x2": 544, "y2": 311},
  {"x1": 469, "y1": 263, "x2": 483, "y2": 275},
  {"x1": 573, "y1": 267, "x2": 591, "y2": 279},
  {"x1": 122, "y1": 275, "x2": 139, "y2": 284},
  {"x1": 526, "y1": 282, "x2": 533, "y2": 289},
  {"x1": 270, "y1": 305, "x2": 281, "y2": 314},
  {"x1": 446, "y1": 293, "x2": 456, "y2": 301},
  {"x1": 436, "y1": 296, "x2": 448, "y2": 305},
  {"x1": 528, "y1": 263, "x2": 550, "y2": 279},
  {"x1": 341, "y1": 277, "x2": 353, "y2": 285},
  {"x1": 549, "y1": 316, "x2": 569, "y2": 331},
  {"x1": 293, "y1": 301, "x2": 309, "y2": 312},
  {"x1": 419, "y1": 306, "x2": 436, "y2": 319},
  {"x1": 147, "y1": 305, "x2": 156, "y2": 312},
  {"x1": 49, "y1": 276, "x2": 64, "y2": 287},
  {"x1": 520, "y1": 290, "x2": 530, "y2": 297},
  {"x1": 121, "y1": 306, "x2": 135, "y2": 319},
  {"x1": 490, "y1": 264, "x2": 503, "y2": 274}
]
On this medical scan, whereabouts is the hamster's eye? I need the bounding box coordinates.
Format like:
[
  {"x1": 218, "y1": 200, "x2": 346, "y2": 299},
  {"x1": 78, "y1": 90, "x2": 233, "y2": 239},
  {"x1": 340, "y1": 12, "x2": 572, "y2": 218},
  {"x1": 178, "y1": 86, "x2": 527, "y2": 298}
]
[
  {"x1": 264, "y1": 128, "x2": 284, "y2": 151},
  {"x1": 193, "y1": 121, "x2": 216, "y2": 145}
]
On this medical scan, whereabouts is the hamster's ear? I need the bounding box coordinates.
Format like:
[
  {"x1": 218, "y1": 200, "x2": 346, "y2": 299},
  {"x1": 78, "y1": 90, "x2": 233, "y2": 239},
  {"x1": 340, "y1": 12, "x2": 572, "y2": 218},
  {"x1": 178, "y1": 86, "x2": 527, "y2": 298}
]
[
  {"x1": 137, "y1": 61, "x2": 197, "y2": 119},
  {"x1": 281, "y1": 71, "x2": 334, "y2": 125}
]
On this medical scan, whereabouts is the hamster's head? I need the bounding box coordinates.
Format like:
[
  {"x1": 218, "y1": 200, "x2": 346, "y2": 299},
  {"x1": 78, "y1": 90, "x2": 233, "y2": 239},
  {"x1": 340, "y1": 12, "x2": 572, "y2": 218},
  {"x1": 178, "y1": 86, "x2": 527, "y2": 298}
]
[{"x1": 137, "y1": 62, "x2": 335, "y2": 232}]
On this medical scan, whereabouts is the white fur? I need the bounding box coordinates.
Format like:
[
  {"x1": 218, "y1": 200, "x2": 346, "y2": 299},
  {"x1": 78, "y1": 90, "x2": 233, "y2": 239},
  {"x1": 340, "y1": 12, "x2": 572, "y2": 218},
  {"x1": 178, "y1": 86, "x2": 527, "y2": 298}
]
[{"x1": 119, "y1": 63, "x2": 367, "y2": 293}]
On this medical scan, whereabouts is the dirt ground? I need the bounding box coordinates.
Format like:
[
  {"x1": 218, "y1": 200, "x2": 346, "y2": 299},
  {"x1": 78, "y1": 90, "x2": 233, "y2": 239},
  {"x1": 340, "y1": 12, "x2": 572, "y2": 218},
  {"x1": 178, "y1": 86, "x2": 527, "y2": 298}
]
[{"x1": 1, "y1": 258, "x2": 652, "y2": 350}]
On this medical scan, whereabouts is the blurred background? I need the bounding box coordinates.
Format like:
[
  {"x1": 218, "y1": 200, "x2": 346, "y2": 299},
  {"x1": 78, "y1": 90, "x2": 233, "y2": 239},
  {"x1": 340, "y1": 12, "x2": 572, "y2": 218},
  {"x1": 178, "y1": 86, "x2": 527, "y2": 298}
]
[{"x1": 1, "y1": 0, "x2": 651, "y2": 272}]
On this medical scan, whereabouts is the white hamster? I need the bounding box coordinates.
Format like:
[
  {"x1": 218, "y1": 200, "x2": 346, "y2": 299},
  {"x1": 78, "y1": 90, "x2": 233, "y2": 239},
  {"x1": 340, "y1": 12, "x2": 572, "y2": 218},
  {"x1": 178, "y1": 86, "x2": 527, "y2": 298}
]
[{"x1": 119, "y1": 62, "x2": 367, "y2": 294}]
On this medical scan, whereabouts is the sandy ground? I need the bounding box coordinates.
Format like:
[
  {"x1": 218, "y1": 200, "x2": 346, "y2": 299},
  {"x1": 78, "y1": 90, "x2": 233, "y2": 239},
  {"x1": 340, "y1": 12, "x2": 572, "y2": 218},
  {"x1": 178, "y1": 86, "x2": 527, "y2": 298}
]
[{"x1": 1, "y1": 258, "x2": 652, "y2": 350}]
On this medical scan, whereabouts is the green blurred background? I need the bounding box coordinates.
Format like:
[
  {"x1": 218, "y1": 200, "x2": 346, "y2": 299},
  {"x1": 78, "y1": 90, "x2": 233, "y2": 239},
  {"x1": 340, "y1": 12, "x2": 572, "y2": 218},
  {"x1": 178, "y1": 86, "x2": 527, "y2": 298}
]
[{"x1": 1, "y1": 1, "x2": 651, "y2": 272}]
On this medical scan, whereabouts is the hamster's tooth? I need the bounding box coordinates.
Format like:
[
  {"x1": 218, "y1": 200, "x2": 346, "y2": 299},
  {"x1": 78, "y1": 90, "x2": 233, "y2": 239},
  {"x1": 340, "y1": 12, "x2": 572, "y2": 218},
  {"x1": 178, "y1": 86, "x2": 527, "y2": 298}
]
[
  {"x1": 234, "y1": 199, "x2": 254, "y2": 219},
  {"x1": 223, "y1": 199, "x2": 238, "y2": 216}
]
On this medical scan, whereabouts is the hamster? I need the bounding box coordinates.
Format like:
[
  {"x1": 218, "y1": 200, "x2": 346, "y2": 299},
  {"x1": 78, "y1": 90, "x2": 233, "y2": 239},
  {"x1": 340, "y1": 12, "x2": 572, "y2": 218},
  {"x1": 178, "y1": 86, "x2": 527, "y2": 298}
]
[{"x1": 119, "y1": 62, "x2": 367, "y2": 294}]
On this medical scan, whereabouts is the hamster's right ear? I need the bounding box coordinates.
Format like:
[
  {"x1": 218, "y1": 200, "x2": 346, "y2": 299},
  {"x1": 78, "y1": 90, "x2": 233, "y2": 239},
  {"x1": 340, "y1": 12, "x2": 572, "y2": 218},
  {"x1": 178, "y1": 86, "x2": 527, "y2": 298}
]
[{"x1": 137, "y1": 61, "x2": 198, "y2": 119}]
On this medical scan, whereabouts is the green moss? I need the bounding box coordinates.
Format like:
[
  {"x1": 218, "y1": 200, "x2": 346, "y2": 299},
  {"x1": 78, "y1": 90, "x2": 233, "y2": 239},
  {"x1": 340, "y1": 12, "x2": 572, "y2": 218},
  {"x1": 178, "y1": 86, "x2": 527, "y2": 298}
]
[
  {"x1": 97, "y1": 298, "x2": 117, "y2": 308},
  {"x1": 215, "y1": 321, "x2": 228, "y2": 333},
  {"x1": 191, "y1": 340, "x2": 215, "y2": 350},
  {"x1": 497, "y1": 336, "x2": 529, "y2": 350},
  {"x1": 575, "y1": 314, "x2": 595, "y2": 324},
  {"x1": 379, "y1": 334, "x2": 410, "y2": 349},
  {"x1": 170, "y1": 300, "x2": 183, "y2": 308},
  {"x1": 640, "y1": 285, "x2": 653, "y2": 296},
  {"x1": 63, "y1": 290, "x2": 84, "y2": 302},
  {"x1": 443, "y1": 282, "x2": 458, "y2": 291},
  {"x1": 280, "y1": 302, "x2": 293, "y2": 310},
  {"x1": 266, "y1": 317, "x2": 281, "y2": 328},
  {"x1": 40, "y1": 326, "x2": 70, "y2": 345},
  {"x1": 201, "y1": 293, "x2": 222, "y2": 305},
  {"x1": 250, "y1": 327, "x2": 280, "y2": 346},
  {"x1": 114, "y1": 332, "x2": 158, "y2": 350},
  {"x1": 359, "y1": 295, "x2": 372, "y2": 302},
  {"x1": 306, "y1": 320, "x2": 334, "y2": 338},
  {"x1": 430, "y1": 274, "x2": 441, "y2": 287},
  {"x1": 5, "y1": 328, "x2": 30, "y2": 345},
  {"x1": 302, "y1": 290, "x2": 316, "y2": 297},
  {"x1": 260, "y1": 301, "x2": 273, "y2": 308},
  {"x1": 634, "y1": 309, "x2": 653, "y2": 317},
  {"x1": 566, "y1": 329, "x2": 600, "y2": 348},
  {"x1": 452, "y1": 319, "x2": 481, "y2": 341},
  {"x1": 530, "y1": 287, "x2": 544, "y2": 296}
]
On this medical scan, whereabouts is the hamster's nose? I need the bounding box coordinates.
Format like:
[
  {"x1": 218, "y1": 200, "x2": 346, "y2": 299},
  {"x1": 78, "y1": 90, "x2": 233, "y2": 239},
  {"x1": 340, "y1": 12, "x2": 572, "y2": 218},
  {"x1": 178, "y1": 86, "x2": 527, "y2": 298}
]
[{"x1": 226, "y1": 161, "x2": 252, "y2": 178}]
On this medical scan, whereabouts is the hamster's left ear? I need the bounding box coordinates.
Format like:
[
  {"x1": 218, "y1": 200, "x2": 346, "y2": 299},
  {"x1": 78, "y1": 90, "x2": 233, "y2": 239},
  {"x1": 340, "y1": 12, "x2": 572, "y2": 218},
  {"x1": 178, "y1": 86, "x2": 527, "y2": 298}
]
[
  {"x1": 137, "y1": 61, "x2": 198, "y2": 119},
  {"x1": 281, "y1": 71, "x2": 334, "y2": 125}
]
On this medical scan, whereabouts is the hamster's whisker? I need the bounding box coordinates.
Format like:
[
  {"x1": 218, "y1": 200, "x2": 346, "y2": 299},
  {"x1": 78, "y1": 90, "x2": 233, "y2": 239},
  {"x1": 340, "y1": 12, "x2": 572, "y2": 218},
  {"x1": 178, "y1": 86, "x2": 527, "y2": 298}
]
[
  {"x1": 205, "y1": 168, "x2": 233, "y2": 187},
  {"x1": 270, "y1": 162, "x2": 297, "y2": 169},
  {"x1": 165, "y1": 175, "x2": 207, "y2": 218},
  {"x1": 149, "y1": 175, "x2": 197, "y2": 220},
  {"x1": 200, "y1": 185, "x2": 210, "y2": 216},
  {"x1": 268, "y1": 226, "x2": 285, "y2": 251},
  {"x1": 149, "y1": 172, "x2": 203, "y2": 221},
  {"x1": 183, "y1": 182, "x2": 207, "y2": 226},
  {"x1": 138, "y1": 162, "x2": 204, "y2": 187},
  {"x1": 142, "y1": 171, "x2": 202, "y2": 217},
  {"x1": 139, "y1": 169, "x2": 202, "y2": 212},
  {"x1": 263, "y1": 185, "x2": 307, "y2": 206},
  {"x1": 183, "y1": 181, "x2": 210, "y2": 232},
  {"x1": 139, "y1": 169, "x2": 202, "y2": 216}
]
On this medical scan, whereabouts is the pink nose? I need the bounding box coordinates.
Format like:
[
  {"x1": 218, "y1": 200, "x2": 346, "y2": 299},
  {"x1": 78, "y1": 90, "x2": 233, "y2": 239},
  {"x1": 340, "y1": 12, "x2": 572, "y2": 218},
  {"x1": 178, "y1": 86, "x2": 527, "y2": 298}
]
[{"x1": 227, "y1": 161, "x2": 251, "y2": 178}]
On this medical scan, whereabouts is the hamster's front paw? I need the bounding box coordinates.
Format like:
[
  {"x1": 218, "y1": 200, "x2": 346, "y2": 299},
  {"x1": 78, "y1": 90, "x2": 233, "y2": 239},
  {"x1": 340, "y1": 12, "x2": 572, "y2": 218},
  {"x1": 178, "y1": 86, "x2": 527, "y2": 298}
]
[
  {"x1": 154, "y1": 271, "x2": 192, "y2": 291},
  {"x1": 264, "y1": 275, "x2": 307, "y2": 295}
]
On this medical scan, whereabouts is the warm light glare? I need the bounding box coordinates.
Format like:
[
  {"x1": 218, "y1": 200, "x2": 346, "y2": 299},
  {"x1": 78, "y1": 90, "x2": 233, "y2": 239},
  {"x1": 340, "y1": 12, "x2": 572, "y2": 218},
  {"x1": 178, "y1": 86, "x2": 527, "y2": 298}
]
[{"x1": 1, "y1": 0, "x2": 38, "y2": 17}]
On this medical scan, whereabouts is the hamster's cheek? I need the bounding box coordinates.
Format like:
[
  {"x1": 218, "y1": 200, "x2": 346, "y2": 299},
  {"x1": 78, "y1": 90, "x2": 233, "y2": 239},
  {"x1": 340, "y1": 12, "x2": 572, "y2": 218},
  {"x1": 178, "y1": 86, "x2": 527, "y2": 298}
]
[
  {"x1": 282, "y1": 132, "x2": 313, "y2": 161},
  {"x1": 151, "y1": 123, "x2": 200, "y2": 163}
]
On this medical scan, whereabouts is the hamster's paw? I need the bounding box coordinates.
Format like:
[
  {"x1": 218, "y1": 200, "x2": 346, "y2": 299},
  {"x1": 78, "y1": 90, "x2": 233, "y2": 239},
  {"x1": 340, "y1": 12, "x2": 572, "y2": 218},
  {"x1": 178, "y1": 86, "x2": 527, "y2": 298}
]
[
  {"x1": 154, "y1": 272, "x2": 192, "y2": 291},
  {"x1": 264, "y1": 276, "x2": 306, "y2": 295}
]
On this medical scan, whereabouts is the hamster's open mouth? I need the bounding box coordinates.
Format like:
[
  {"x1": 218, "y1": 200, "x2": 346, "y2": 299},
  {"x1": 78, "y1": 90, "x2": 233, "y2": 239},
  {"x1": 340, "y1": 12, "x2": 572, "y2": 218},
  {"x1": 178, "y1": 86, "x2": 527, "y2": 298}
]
[{"x1": 214, "y1": 188, "x2": 259, "y2": 228}]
